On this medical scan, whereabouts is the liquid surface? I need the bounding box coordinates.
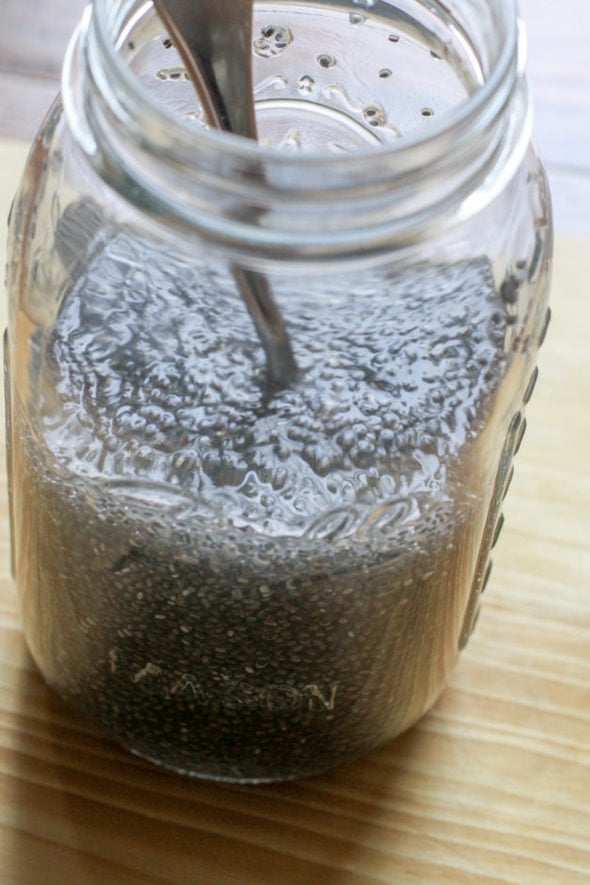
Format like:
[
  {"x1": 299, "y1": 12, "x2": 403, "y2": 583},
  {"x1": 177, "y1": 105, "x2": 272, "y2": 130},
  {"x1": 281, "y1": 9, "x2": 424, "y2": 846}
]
[
  {"x1": 36, "y1": 234, "x2": 505, "y2": 540},
  {"x1": 129, "y1": 0, "x2": 478, "y2": 152}
]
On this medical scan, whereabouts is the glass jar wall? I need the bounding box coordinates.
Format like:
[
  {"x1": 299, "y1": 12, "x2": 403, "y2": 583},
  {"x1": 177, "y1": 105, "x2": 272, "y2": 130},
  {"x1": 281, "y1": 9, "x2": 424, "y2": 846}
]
[{"x1": 5, "y1": 0, "x2": 552, "y2": 782}]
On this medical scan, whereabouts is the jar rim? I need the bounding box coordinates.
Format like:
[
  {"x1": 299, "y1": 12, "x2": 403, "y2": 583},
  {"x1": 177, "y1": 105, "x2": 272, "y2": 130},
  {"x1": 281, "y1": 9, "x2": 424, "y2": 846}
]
[
  {"x1": 88, "y1": 0, "x2": 520, "y2": 176},
  {"x1": 63, "y1": 0, "x2": 529, "y2": 260}
]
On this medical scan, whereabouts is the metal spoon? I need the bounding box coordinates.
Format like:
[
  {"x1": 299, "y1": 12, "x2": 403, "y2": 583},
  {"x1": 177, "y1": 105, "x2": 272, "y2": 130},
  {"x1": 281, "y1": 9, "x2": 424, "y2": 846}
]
[{"x1": 153, "y1": 0, "x2": 298, "y2": 395}]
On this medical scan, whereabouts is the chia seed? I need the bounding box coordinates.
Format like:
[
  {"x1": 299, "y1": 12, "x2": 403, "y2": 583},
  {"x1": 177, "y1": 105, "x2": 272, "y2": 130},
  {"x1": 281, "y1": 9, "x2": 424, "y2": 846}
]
[{"x1": 11, "y1": 235, "x2": 509, "y2": 781}]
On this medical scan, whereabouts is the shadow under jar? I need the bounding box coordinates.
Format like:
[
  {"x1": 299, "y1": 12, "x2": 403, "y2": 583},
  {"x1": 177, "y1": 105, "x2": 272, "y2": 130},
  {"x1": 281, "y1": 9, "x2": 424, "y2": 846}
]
[{"x1": 5, "y1": 0, "x2": 552, "y2": 783}]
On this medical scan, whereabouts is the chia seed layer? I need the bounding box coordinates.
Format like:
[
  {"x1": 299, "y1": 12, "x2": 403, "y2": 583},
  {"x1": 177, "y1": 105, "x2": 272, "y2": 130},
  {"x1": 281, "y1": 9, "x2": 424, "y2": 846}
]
[{"x1": 12, "y1": 238, "x2": 507, "y2": 780}]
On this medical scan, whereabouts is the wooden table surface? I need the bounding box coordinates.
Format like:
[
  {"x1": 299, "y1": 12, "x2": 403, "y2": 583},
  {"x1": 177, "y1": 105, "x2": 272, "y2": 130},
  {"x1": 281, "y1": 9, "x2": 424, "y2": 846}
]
[{"x1": 0, "y1": 2, "x2": 589, "y2": 883}]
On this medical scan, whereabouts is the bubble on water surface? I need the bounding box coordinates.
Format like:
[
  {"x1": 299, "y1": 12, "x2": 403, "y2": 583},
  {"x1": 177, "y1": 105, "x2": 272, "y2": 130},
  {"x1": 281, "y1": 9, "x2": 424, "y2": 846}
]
[
  {"x1": 253, "y1": 25, "x2": 293, "y2": 58},
  {"x1": 156, "y1": 66, "x2": 189, "y2": 81},
  {"x1": 297, "y1": 75, "x2": 315, "y2": 95},
  {"x1": 363, "y1": 103, "x2": 387, "y2": 127},
  {"x1": 317, "y1": 53, "x2": 337, "y2": 69}
]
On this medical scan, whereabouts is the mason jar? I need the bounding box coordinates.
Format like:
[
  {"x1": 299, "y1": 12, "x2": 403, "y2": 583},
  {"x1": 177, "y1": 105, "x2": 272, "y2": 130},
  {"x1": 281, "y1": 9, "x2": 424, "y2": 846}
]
[{"x1": 4, "y1": 0, "x2": 552, "y2": 782}]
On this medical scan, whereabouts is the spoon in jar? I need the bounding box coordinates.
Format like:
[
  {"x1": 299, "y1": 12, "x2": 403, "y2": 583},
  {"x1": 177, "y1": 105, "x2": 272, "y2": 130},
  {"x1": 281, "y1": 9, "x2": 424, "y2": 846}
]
[{"x1": 152, "y1": 0, "x2": 298, "y2": 395}]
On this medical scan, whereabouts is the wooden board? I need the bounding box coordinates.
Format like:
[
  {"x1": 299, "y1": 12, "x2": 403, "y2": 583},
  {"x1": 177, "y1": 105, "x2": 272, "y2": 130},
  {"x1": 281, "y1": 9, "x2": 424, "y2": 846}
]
[{"x1": 0, "y1": 136, "x2": 589, "y2": 883}]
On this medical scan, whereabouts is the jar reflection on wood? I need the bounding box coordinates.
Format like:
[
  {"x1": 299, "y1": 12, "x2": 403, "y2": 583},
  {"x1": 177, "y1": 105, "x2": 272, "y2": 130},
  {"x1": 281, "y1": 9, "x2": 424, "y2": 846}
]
[{"x1": 5, "y1": 0, "x2": 552, "y2": 782}]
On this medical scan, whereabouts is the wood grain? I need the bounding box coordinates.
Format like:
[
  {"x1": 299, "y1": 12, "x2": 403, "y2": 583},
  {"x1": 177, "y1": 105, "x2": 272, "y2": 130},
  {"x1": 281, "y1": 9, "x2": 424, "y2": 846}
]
[{"x1": 0, "y1": 135, "x2": 589, "y2": 881}]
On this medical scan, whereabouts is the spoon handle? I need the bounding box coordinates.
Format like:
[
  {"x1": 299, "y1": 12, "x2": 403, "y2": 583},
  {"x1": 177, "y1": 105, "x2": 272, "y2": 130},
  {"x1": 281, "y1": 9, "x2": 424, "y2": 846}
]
[
  {"x1": 233, "y1": 266, "x2": 298, "y2": 397},
  {"x1": 153, "y1": 0, "x2": 298, "y2": 394},
  {"x1": 153, "y1": 0, "x2": 258, "y2": 138}
]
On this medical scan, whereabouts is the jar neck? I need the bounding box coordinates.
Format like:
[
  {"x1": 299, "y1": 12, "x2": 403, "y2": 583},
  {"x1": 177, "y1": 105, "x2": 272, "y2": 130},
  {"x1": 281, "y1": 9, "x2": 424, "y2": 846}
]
[{"x1": 63, "y1": 0, "x2": 531, "y2": 263}]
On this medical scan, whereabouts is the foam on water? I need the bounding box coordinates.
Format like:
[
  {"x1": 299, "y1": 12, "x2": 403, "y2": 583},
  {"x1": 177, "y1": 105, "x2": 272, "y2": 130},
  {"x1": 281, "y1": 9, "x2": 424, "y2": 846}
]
[{"x1": 36, "y1": 234, "x2": 506, "y2": 539}]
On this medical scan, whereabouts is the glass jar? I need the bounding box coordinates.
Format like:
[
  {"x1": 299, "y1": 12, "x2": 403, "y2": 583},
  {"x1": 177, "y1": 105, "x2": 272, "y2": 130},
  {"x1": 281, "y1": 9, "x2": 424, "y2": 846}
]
[{"x1": 5, "y1": 0, "x2": 552, "y2": 782}]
